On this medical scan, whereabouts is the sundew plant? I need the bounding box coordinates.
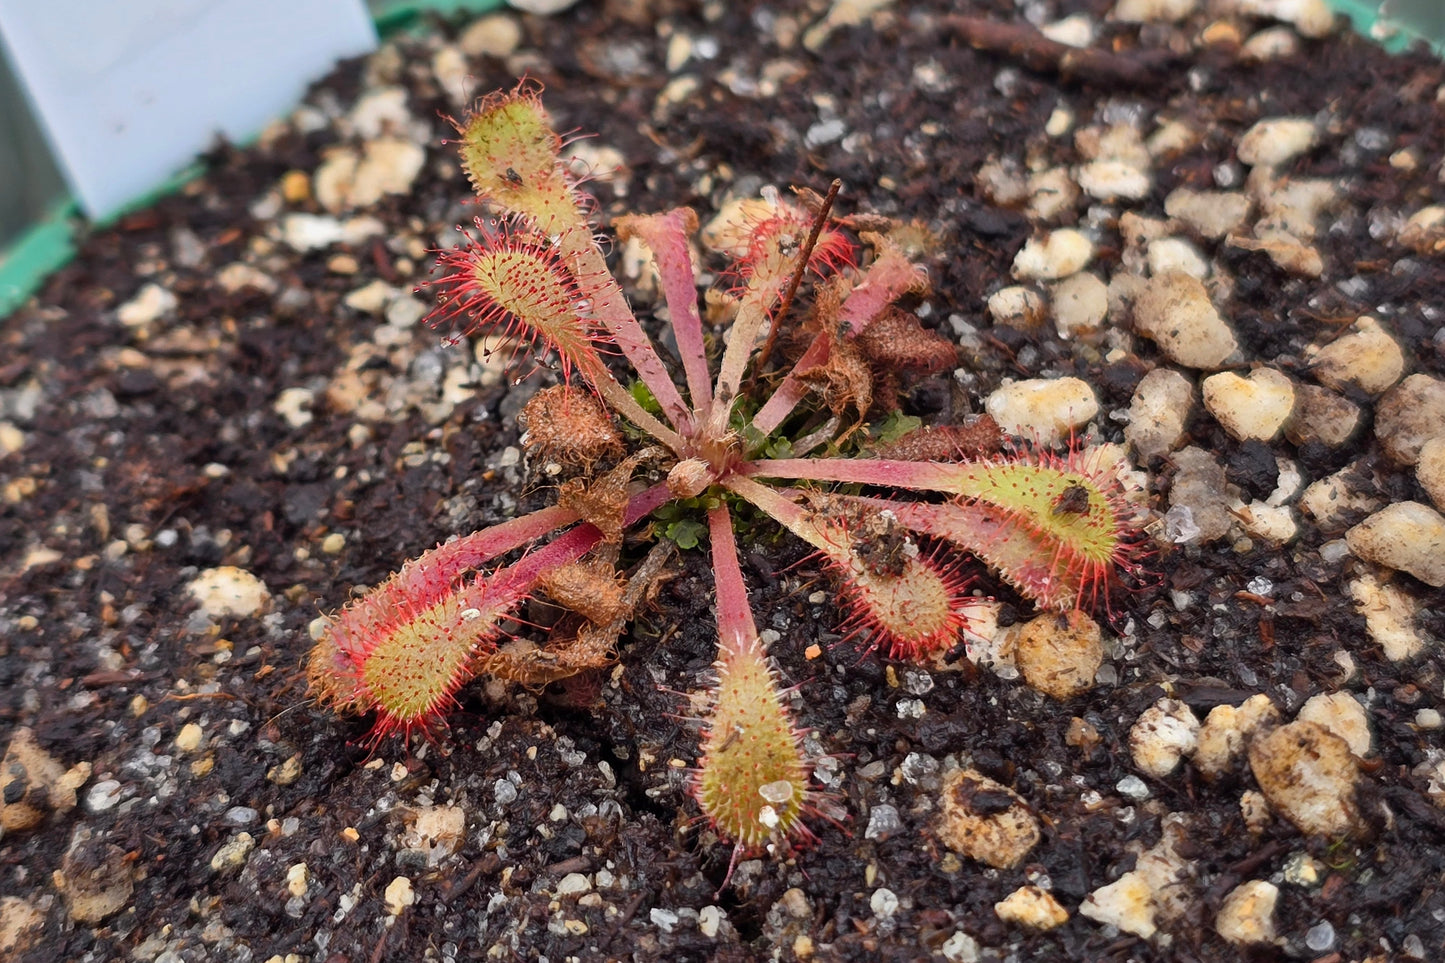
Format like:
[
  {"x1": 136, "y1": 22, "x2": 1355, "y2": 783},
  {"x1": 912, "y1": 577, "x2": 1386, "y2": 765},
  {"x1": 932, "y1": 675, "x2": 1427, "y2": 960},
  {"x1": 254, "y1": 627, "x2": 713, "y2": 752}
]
[{"x1": 306, "y1": 81, "x2": 1146, "y2": 877}]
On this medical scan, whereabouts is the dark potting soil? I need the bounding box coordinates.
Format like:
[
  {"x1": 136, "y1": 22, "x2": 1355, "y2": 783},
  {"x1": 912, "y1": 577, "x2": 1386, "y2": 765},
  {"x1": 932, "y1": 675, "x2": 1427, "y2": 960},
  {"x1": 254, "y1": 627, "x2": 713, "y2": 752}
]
[{"x1": 3, "y1": 1, "x2": 1445, "y2": 960}]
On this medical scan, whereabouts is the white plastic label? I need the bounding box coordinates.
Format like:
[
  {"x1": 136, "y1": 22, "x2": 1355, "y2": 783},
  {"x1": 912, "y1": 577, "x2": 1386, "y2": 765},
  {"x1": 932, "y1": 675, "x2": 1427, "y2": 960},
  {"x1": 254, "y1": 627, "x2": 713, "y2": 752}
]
[{"x1": 0, "y1": 0, "x2": 376, "y2": 219}]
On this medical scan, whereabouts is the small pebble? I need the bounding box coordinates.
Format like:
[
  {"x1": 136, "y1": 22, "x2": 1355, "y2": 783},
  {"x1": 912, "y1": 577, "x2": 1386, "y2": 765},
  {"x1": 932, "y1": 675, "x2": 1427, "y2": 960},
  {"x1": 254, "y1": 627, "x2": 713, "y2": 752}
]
[
  {"x1": 281, "y1": 214, "x2": 344, "y2": 251},
  {"x1": 1281, "y1": 851, "x2": 1325, "y2": 887},
  {"x1": 1027, "y1": 167, "x2": 1080, "y2": 222},
  {"x1": 984, "y1": 377, "x2": 1098, "y2": 446},
  {"x1": 1146, "y1": 237, "x2": 1208, "y2": 279},
  {"x1": 1038, "y1": 14, "x2": 1094, "y2": 47},
  {"x1": 1167, "y1": 447, "x2": 1236, "y2": 543},
  {"x1": 1079, "y1": 871, "x2": 1157, "y2": 938},
  {"x1": 1417, "y1": 437, "x2": 1445, "y2": 511},
  {"x1": 1285, "y1": 384, "x2": 1361, "y2": 448},
  {"x1": 385, "y1": 295, "x2": 427, "y2": 328},
  {"x1": 287, "y1": 863, "x2": 309, "y2": 899},
  {"x1": 384, "y1": 876, "x2": 414, "y2": 915},
  {"x1": 1164, "y1": 188, "x2": 1251, "y2": 239},
  {"x1": 280, "y1": 213, "x2": 384, "y2": 252},
  {"x1": 1195, "y1": 695, "x2": 1281, "y2": 780},
  {"x1": 210, "y1": 832, "x2": 255, "y2": 872},
  {"x1": 1147, "y1": 118, "x2": 1199, "y2": 157},
  {"x1": 314, "y1": 149, "x2": 360, "y2": 213},
  {"x1": 1045, "y1": 107, "x2": 1074, "y2": 138},
  {"x1": 1011, "y1": 610, "x2": 1103, "y2": 699},
  {"x1": 174, "y1": 723, "x2": 203, "y2": 753},
  {"x1": 1305, "y1": 316, "x2": 1404, "y2": 396},
  {"x1": 1346, "y1": 501, "x2": 1445, "y2": 587},
  {"x1": 402, "y1": 805, "x2": 467, "y2": 865},
  {"x1": 1399, "y1": 205, "x2": 1445, "y2": 254},
  {"x1": 1228, "y1": 230, "x2": 1323, "y2": 277},
  {"x1": 55, "y1": 841, "x2": 133, "y2": 923},
  {"x1": 509, "y1": 0, "x2": 581, "y2": 13},
  {"x1": 349, "y1": 86, "x2": 412, "y2": 139},
  {"x1": 555, "y1": 873, "x2": 591, "y2": 896},
  {"x1": 0, "y1": 897, "x2": 44, "y2": 955},
  {"x1": 1215, "y1": 880, "x2": 1279, "y2": 946},
  {"x1": 1257, "y1": 177, "x2": 1339, "y2": 242},
  {"x1": 935, "y1": 769, "x2": 1040, "y2": 869},
  {"x1": 1297, "y1": 462, "x2": 1384, "y2": 532},
  {"x1": 698, "y1": 905, "x2": 724, "y2": 938},
  {"x1": 1240, "y1": 790, "x2": 1271, "y2": 834},
  {"x1": 216, "y1": 263, "x2": 278, "y2": 295},
  {"x1": 870, "y1": 888, "x2": 899, "y2": 919},
  {"x1": 1202, "y1": 368, "x2": 1295, "y2": 441},
  {"x1": 1012, "y1": 229, "x2": 1094, "y2": 281},
  {"x1": 1297, "y1": 692, "x2": 1371, "y2": 757},
  {"x1": 117, "y1": 284, "x2": 179, "y2": 327},
  {"x1": 805, "y1": 119, "x2": 847, "y2": 148},
  {"x1": 1131, "y1": 272, "x2": 1238, "y2": 369},
  {"x1": 273, "y1": 387, "x2": 315, "y2": 429},
  {"x1": 1112, "y1": 0, "x2": 1197, "y2": 20},
  {"x1": 1248, "y1": 721, "x2": 1360, "y2": 836},
  {"x1": 1236, "y1": 117, "x2": 1316, "y2": 168},
  {"x1": 459, "y1": 14, "x2": 522, "y2": 58},
  {"x1": 1075, "y1": 159, "x2": 1151, "y2": 202},
  {"x1": 350, "y1": 140, "x2": 425, "y2": 208},
  {"x1": 224, "y1": 806, "x2": 259, "y2": 826},
  {"x1": 268, "y1": 754, "x2": 303, "y2": 786},
  {"x1": 1241, "y1": 25, "x2": 1300, "y2": 60},
  {"x1": 1376, "y1": 374, "x2": 1445, "y2": 465},
  {"x1": 1229, "y1": 0, "x2": 1335, "y2": 38},
  {"x1": 1305, "y1": 920, "x2": 1336, "y2": 951},
  {"x1": 940, "y1": 931, "x2": 981, "y2": 962},
  {"x1": 778, "y1": 887, "x2": 812, "y2": 919},
  {"x1": 865, "y1": 804, "x2": 902, "y2": 840},
  {"x1": 1129, "y1": 698, "x2": 1200, "y2": 778},
  {"x1": 986, "y1": 286, "x2": 1046, "y2": 328},
  {"x1": 1050, "y1": 272, "x2": 1108, "y2": 337},
  {"x1": 86, "y1": 780, "x2": 124, "y2": 812},
  {"x1": 977, "y1": 158, "x2": 1028, "y2": 207},
  {"x1": 994, "y1": 885, "x2": 1068, "y2": 931},
  {"x1": 1124, "y1": 368, "x2": 1193, "y2": 460},
  {"x1": 344, "y1": 279, "x2": 399, "y2": 315},
  {"x1": 432, "y1": 45, "x2": 469, "y2": 104},
  {"x1": 1116, "y1": 774, "x2": 1149, "y2": 799},
  {"x1": 1236, "y1": 501, "x2": 1297, "y2": 545},
  {"x1": 187, "y1": 567, "x2": 271, "y2": 619},
  {"x1": 1, "y1": 729, "x2": 91, "y2": 832},
  {"x1": 0, "y1": 422, "x2": 24, "y2": 457}
]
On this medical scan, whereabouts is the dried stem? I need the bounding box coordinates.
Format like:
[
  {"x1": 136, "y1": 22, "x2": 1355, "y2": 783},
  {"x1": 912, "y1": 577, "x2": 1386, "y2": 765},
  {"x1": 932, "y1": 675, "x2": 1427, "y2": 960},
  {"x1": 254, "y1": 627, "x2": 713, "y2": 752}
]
[
  {"x1": 942, "y1": 15, "x2": 1182, "y2": 89},
  {"x1": 750, "y1": 180, "x2": 842, "y2": 386}
]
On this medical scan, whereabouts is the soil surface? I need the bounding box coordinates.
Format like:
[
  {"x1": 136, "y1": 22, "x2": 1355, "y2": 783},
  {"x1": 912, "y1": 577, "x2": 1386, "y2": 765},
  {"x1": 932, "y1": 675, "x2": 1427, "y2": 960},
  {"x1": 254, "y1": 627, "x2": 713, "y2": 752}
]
[{"x1": 3, "y1": 1, "x2": 1445, "y2": 961}]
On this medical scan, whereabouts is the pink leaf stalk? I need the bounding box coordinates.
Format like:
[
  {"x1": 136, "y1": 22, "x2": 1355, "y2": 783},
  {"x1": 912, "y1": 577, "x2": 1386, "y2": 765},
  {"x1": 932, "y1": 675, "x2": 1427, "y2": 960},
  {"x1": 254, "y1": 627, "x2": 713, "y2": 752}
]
[
  {"x1": 708, "y1": 192, "x2": 855, "y2": 434},
  {"x1": 724, "y1": 476, "x2": 978, "y2": 659},
  {"x1": 615, "y1": 210, "x2": 713, "y2": 420},
  {"x1": 746, "y1": 447, "x2": 1144, "y2": 611},
  {"x1": 310, "y1": 488, "x2": 670, "y2": 741},
  {"x1": 309, "y1": 517, "x2": 595, "y2": 742},
  {"x1": 451, "y1": 80, "x2": 692, "y2": 432},
  {"x1": 692, "y1": 506, "x2": 814, "y2": 870}
]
